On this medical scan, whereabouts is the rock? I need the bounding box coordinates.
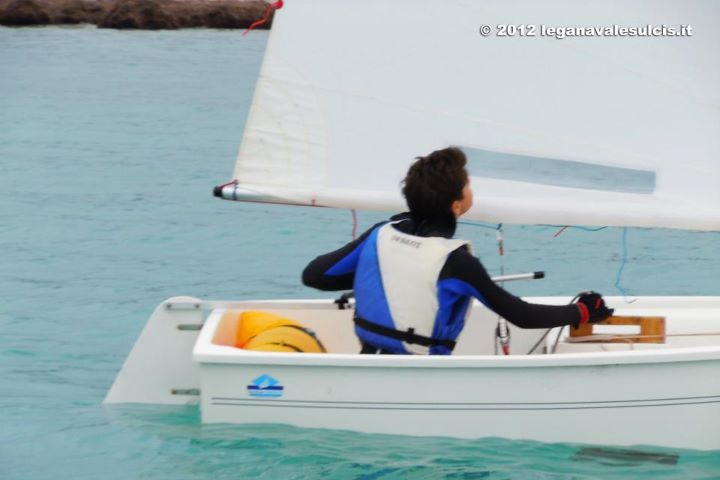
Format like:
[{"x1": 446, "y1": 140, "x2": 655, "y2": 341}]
[
  {"x1": 0, "y1": 0, "x2": 50, "y2": 25},
  {"x1": 170, "y1": 0, "x2": 273, "y2": 30},
  {"x1": 0, "y1": 0, "x2": 273, "y2": 29},
  {"x1": 51, "y1": 0, "x2": 109, "y2": 24},
  {"x1": 99, "y1": 0, "x2": 179, "y2": 29}
]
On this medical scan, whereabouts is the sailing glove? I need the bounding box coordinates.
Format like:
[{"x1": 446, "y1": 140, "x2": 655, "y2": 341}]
[{"x1": 574, "y1": 291, "x2": 614, "y2": 325}]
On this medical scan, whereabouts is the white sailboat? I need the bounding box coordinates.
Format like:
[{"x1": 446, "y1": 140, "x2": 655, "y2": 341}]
[{"x1": 105, "y1": 0, "x2": 720, "y2": 450}]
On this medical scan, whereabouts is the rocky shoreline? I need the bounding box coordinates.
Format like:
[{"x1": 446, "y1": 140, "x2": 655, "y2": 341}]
[{"x1": 0, "y1": 0, "x2": 274, "y2": 29}]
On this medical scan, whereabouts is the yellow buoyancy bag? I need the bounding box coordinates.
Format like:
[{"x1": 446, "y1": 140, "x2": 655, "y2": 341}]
[
  {"x1": 244, "y1": 325, "x2": 327, "y2": 353},
  {"x1": 235, "y1": 310, "x2": 299, "y2": 347},
  {"x1": 237, "y1": 311, "x2": 326, "y2": 353}
]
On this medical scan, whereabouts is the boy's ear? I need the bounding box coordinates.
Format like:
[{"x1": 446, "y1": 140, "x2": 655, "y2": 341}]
[{"x1": 451, "y1": 200, "x2": 462, "y2": 218}]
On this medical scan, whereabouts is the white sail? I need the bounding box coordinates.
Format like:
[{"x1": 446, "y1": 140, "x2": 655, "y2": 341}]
[{"x1": 218, "y1": 0, "x2": 720, "y2": 231}]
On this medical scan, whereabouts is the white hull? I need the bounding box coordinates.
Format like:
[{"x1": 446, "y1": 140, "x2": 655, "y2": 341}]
[{"x1": 106, "y1": 296, "x2": 720, "y2": 451}]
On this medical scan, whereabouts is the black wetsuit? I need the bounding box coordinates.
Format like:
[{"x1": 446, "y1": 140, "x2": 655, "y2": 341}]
[{"x1": 303, "y1": 213, "x2": 582, "y2": 350}]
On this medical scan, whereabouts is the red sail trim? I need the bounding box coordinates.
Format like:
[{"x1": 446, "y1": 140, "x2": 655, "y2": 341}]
[{"x1": 243, "y1": 0, "x2": 284, "y2": 36}]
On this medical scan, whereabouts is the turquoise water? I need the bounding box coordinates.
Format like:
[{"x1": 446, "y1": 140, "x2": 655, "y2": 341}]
[{"x1": 1, "y1": 26, "x2": 719, "y2": 479}]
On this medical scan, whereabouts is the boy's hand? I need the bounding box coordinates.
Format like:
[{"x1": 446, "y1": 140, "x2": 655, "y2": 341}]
[{"x1": 575, "y1": 291, "x2": 614, "y2": 325}]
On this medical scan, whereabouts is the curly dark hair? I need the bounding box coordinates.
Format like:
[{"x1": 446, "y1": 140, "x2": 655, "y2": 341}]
[{"x1": 401, "y1": 147, "x2": 468, "y2": 220}]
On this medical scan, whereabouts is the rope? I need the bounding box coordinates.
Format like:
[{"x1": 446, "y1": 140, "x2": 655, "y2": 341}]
[
  {"x1": 457, "y1": 220, "x2": 498, "y2": 230},
  {"x1": 495, "y1": 224, "x2": 510, "y2": 355},
  {"x1": 496, "y1": 223, "x2": 505, "y2": 257},
  {"x1": 243, "y1": 0, "x2": 284, "y2": 36},
  {"x1": 460, "y1": 221, "x2": 644, "y2": 348},
  {"x1": 550, "y1": 325, "x2": 566, "y2": 354},
  {"x1": 527, "y1": 329, "x2": 552, "y2": 355},
  {"x1": 351, "y1": 209, "x2": 358, "y2": 240},
  {"x1": 546, "y1": 224, "x2": 608, "y2": 233},
  {"x1": 614, "y1": 227, "x2": 636, "y2": 301},
  {"x1": 553, "y1": 226, "x2": 569, "y2": 237},
  {"x1": 548, "y1": 224, "x2": 634, "y2": 301},
  {"x1": 566, "y1": 332, "x2": 720, "y2": 343}
]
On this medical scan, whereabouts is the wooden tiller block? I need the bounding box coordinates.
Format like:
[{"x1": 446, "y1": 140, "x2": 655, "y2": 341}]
[{"x1": 569, "y1": 316, "x2": 666, "y2": 343}]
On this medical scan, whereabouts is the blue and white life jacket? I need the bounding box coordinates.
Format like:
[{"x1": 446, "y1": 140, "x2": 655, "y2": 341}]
[{"x1": 353, "y1": 222, "x2": 472, "y2": 354}]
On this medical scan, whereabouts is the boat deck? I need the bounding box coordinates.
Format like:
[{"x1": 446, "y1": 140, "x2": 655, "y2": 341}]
[{"x1": 205, "y1": 296, "x2": 720, "y2": 356}]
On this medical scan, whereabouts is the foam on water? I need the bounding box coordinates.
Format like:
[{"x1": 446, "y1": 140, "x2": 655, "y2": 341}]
[{"x1": 1, "y1": 26, "x2": 719, "y2": 479}]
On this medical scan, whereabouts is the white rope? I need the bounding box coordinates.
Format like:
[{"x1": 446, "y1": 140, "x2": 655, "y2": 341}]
[{"x1": 565, "y1": 332, "x2": 720, "y2": 343}]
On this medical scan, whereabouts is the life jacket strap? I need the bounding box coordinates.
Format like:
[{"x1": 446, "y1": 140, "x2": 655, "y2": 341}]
[{"x1": 353, "y1": 316, "x2": 456, "y2": 351}]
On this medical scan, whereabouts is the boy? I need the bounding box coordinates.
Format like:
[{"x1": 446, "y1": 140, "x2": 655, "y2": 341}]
[{"x1": 303, "y1": 147, "x2": 612, "y2": 354}]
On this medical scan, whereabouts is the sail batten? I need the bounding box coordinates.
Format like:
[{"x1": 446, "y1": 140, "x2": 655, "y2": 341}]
[{"x1": 229, "y1": 0, "x2": 720, "y2": 231}]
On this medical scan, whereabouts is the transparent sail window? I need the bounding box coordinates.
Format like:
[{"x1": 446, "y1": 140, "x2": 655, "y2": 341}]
[{"x1": 463, "y1": 147, "x2": 656, "y2": 194}]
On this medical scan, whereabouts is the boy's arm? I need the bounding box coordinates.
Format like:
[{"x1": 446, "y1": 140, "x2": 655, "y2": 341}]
[
  {"x1": 302, "y1": 223, "x2": 383, "y2": 291},
  {"x1": 441, "y1": 248, "x2": 583, "y2": 328}
]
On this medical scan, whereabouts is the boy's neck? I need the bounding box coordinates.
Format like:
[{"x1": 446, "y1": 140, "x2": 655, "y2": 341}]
[{"x1": 392, "y1": 212, "x2": 457, "y2": 238}]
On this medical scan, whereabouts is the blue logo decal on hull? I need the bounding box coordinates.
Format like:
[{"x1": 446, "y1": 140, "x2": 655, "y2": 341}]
[{"x1": 247, "y1": 374, "x2": 284, "y2": 398}]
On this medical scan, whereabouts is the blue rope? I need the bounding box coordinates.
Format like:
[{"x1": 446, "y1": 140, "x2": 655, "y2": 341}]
[
  {"x1": 460, "y1": 221, "x2": 609, "y2": 233},
  {"x1": 457, "y1": 220, "x2": 498, "y2": 230},
  {"x1": 542, "y1": 224, "x2": 608, "y2": 232},
  {"x1": 614, "y1": 227, "x2": 631, "y2": 297},
  {"x1": 460, "y1": 221, "x2": 632, "y2": 298}
]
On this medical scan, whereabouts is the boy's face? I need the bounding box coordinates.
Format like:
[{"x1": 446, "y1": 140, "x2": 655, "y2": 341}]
[{"x1": 452, "y1": 179, "x2": 473, "y2": 218}]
